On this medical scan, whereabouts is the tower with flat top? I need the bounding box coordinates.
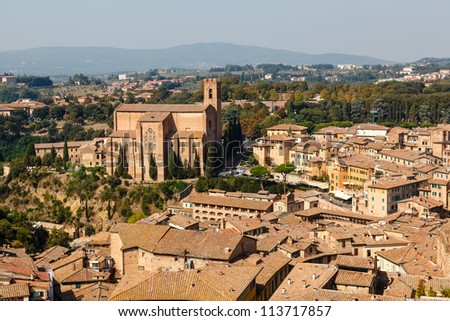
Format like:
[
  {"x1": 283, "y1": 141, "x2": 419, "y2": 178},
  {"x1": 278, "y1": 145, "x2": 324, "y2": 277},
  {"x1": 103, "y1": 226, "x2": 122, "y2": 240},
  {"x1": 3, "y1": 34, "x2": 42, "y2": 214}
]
[{"x1": 203, "y1": 78, "x2": 221, "y2": 141}]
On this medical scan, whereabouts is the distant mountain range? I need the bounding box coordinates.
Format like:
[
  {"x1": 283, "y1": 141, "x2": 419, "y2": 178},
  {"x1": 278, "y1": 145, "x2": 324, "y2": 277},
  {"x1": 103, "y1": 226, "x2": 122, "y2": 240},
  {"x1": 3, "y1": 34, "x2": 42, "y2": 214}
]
[{"x1": 0, "y1": 43, "x2": 393, "y2": 75}]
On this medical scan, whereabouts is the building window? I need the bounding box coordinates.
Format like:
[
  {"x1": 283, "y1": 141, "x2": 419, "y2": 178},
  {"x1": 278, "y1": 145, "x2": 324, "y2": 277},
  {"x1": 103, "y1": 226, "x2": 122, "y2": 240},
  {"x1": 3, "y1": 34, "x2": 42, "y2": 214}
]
[
  {"x1": 208, "y1": 88, "x2": 213, "y2": 99},
  {"x1": 144, "y1": 128, "x2": 156, "y2": 153}
]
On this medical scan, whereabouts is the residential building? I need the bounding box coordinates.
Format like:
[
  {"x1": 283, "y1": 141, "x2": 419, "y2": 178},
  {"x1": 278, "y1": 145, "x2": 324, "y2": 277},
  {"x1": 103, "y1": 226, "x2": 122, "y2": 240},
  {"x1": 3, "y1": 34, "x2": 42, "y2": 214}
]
[
  {"x1": 183, "y1": 194, "x2": 274, "y2": 221},
  {"x1": 266, "y1": 124, "x2": 308, "y2": 137},
  {"x1": 35, "y1": 138, "x2": 105, "y2": 167},
  {"x1": 365, "y1": 177, "x2": 429, "y2": 216},
  {"x1": 253, "y1": 135, "x2": 295, "y2": 167},
  {"x1": 378, "y1": 149, "x2": 428, "y2": 167},
  {"x1": 351, "y1": 123, "x2": 389, "y2": 139}
]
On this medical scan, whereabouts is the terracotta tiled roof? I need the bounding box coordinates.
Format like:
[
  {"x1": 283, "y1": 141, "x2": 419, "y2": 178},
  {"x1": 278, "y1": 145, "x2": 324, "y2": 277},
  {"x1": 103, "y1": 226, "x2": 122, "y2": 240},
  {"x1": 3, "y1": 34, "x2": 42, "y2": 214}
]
[
  {"x1": 67, "y1": 282, "x2": 117, "y2": 301},
  {"x1": 335, "y1": 255, "x2": 375, "y2": 270},
  {"x1": 335, "y1": 270, "x2": 374, "y2": 287},
  {"x1": 153, "y1": 229, "x2": 244, "y2": 261},
  {"x1": 379, "y1": 149, "x2": 426, "y2": 161},
  {"x1": 397, "y1": 196, "x2": 443, "y2": 208},
  {"x1": 377, "y1": 246, "x2": 416, "y2": 264},
  {"x1": 0, "y1": 283, "x2": 29, "y2": 299},
  {"x1": 138, "y1": 111, "x2": 170, "y2": 122},
  {"x1": 109, "y1": 266, "x2": 261, "y2": 301},
  {"x1": 233, "y1": 252, "x2": 290, "y2": 287},
  {"x1": 227, "y1": 218, "x2": 266, "y2": 233},
  {"x1": 116, "y1": 103, "x2": 208, "y2": 113},
  {"x1": 383, "y1": 275, "x2": 415, "y2": 298},
  {"x1": 108, "y1": 130, "x2": 136, "y2": 139},
  {"x1": 315, "y1": 126, "x2": 356, "y2": 134},
  {"x1": 269, "y1": 263, "x2": 338, "y2": 301},
  {"x1": 60, "y1": 268, "x2": 111, "y2": 284},
  {"x1": 301, "y1": 288, "x2": 403, "y2": 301},
  {"x1": 15, "y1": 279, "x2": 51, "y2": 290},
  {"x1": 110, "y1": 223, "x2": 170, "y2": 252},
  {"x1": 185, "y1": 194, "x2": 273, "y2": 212},
  {"x1": 34, "y1": 246, "x2": 69, "y2": 269},
  {"x1": 34, "y1": 141, "x2": 89, "y2": 149},
  {"x1": 0, "y1": 263, "x2": 37, "y2": 279},
  {"x1": 397, "y1": 275, "x2": 450, "y2": 292},
  {"x1": 256, "y1": 234, "x2": 288, "y2": 252},
  {"x1": 167, "y1": 214, "x2": 199, "y2": 229},
  {"x1": 292, "y1": 208, "x2": 379, "y2": 223},
  {"x1": 87, "y1": 232, "x2": 111, "y2": 246},
  {"x1": 344, "y1": 155, "x2": 375, "y2": 170},
  {"x1": 367, "y1": 177, "x2": 428, "y2": 189},
  {"x1": 268, "y1": 124, "x2": 308, "y2": 131},
  {"x1": 352, "y1": 123, "x2": 389, "y2": 131},
  {"x1": 50, "y1": 251, "x2": 85, "y2": 271}
]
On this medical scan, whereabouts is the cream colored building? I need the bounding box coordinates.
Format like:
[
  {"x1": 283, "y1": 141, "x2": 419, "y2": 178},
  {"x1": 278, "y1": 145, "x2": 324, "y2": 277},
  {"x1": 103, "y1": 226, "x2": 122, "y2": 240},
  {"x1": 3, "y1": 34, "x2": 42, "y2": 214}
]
[
  {"x1": 35, "y1": 139, "x2": 105, "y2": 167},
  {"x1": 365, "y1": 177, "x2": 429, "y2": 216},
  {"x1": 106, "y1": 79, "x2": 221, "y2": 181},
  {"x1": 253, "y1": 135, "x2": 295, "y2": 167},
  {"x1": 183, "y1": 194, "x2": 274, "y2": 221},
  {"x1": 267, "y1": 124, "x2": 308, "y2": 137}
]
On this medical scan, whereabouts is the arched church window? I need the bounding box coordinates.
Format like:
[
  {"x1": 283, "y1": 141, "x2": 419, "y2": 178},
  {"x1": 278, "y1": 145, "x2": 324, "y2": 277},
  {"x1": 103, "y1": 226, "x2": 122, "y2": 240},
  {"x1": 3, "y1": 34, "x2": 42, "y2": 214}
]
[
  {"x1": 208, "y1": 88, "x2": 213, "y2": 99},
  {"x1": 144, "y1": 128, "x2": 156, "y2": 152}
]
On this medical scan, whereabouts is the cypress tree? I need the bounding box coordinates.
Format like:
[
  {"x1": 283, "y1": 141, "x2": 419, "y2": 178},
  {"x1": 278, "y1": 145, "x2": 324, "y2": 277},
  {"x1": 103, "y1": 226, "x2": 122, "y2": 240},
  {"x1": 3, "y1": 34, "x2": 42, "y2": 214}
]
[
  {"x1": 167, "y1": 148, "x2": 176, "y2": 179},
  {"x1": 149, "y1": 152, "x2": 157, "y2": 180},
  {"x1": 50, "y1": 146, "x2": 57, "y2": 164},
  {"x1": 176, "y1": 154, "x2": 186, "y2": 179},
  {"x1": 115, "y1": 145, "x2": 124, "y2": 177},
  {"x1": 25, "y1": 143, "x2": 36, "y2": 166},
  {"x1": 63, "y1": 138, "x2": 69, "y2": 170},
  {"x1": 205, "y1": 146, "x2": 215, "y2": 179},
  {"x1": 193, "y1": 149, "x2": 201, "y2": 178}
]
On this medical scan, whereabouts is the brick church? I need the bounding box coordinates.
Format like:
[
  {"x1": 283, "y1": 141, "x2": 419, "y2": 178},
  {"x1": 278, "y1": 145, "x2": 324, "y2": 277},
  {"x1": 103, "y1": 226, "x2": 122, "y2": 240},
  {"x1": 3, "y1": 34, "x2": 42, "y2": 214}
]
[{"x1": 106, "y1": 79, "x2": 222, "y2": 181}]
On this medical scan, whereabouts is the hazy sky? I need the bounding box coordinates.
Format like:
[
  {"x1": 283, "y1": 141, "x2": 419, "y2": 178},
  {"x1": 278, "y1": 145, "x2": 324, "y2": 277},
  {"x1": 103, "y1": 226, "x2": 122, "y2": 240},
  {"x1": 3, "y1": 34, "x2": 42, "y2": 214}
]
[{"x1": 1, "y1": 0, "x2": 448, "y2": 62}]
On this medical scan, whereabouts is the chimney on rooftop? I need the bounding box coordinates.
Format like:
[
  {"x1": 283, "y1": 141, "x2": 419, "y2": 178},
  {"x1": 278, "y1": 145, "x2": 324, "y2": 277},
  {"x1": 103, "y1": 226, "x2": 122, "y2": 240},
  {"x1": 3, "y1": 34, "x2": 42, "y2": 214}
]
[{"x1": 288, "y1": 278, "x2": 292, "y2": 285}]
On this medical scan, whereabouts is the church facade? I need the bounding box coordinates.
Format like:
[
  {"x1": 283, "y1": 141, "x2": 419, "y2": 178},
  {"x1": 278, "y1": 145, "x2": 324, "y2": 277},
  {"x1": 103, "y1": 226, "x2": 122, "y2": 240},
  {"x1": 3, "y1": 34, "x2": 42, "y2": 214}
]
[{"x1": 105, "y1": 79, "x2": 221, "y2": 181}]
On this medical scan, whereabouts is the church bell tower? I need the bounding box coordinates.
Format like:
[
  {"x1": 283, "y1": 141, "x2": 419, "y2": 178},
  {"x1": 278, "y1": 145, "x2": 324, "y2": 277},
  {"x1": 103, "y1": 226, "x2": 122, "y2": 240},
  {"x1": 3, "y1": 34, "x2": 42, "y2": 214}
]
[{"x1": 203, "y1": 78, "x2": 221, "y2": 140}]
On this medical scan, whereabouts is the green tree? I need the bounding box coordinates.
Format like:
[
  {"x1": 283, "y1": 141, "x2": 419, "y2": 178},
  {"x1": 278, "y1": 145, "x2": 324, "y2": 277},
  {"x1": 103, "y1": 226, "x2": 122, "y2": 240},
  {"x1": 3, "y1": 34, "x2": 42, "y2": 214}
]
[
  {"x1": 441, "y1": 288, "x2": 450, "y2": 298},
  {"x1": 0, "y1": 219, "x2": 14, "y2": 245},
  {"x1": 63, "y1": 138, "x2": 69, "y2": 170},
  {"x1": 275, "y1": 163, "x2": 295, "y2": 194},
  {"x1": 250, "y1": 165, "x2": 271, "y2": 190},
  {"x1": 45, "y1": 228, "x2": 70, "y2": 249},
  {"x1": 205, "y1": 146, "x2": 214, "y2": 179},
  {"x1": 25, "y1": 143, "x2": 36, "y2": 166},
  {"x1": 127, "y1": 212, "x2": 147, "y2": 224},
  {"x1": 50, "y1": 146, "x2": 57, "y2": 164},
  {"x1": 350, "y1": 99, "x2": 365, "y2": 123},
  {"x1": 42, "y1": 153, "x2": 53, "y2": 167},
  {"x1": 54, "y1": 156, "x2": 64, "y2": 171},
  {"x1": 167, "y1": 148, "x2": 176, "y2": 179},
  {"x1": 149, "y1": 152, "x2": 157, "y2": 180},
  {"x1": 114, "y1": 145, "x2": 127, "y2": 178},
  {"x1": 195, "y1": 177, "x2": 209, "y2": 193},
  {"x1": 193, "y1": 149, "x2": 201, "y2": 178}
]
